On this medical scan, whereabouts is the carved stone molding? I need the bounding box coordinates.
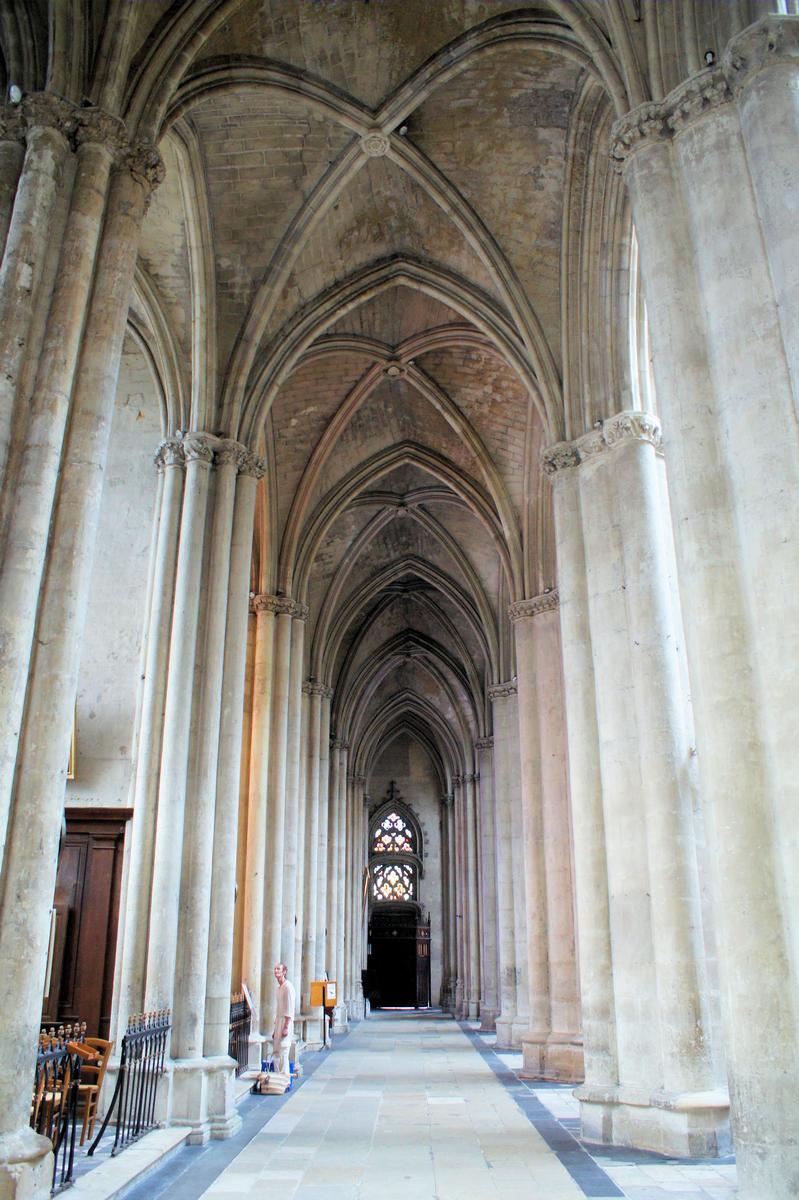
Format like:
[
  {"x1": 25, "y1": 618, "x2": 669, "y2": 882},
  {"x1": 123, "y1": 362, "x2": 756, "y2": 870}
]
[
  {"x1": 215, "y1": 439, "x2": 248, "y2": 471},
  {"x1": 124, "y1": 140, "x2": 165, "y2": 197},
  {"x1": 20, "y1": 93, "x2": 79, "y2": 141},
  {"x1": 509, "y1": 590, "x2": 559, "y2": 622},
  {"x1": 542, "y1": 411, "x2": 661, "y2": 476},
  {"x1": 462, "y1": 773, "x2": 479, "y2": 785},
  {"x1": 154, "y1": 437, "x2": 184, "y2": 471},
  {"x1": 360, "y1": 132, "x2": 390, "y2": 157},
  {"x1": 331, "y1": 737, "x2": 349, "y2": 751},
  {"x1": 451, "y1": 775, "x2": 463, "y2": 789},
  {"x1": 487, "y1": 680, "x2": 517, "y2": 701},
  {"x1": 349, "y1": 772, "x2": 366, "y2": 786},
  {"x1": 239, "y1": 450, "x2": 267, "y2": 479},
  {"x1": 541, "y1": 442, "x2": 579, "y2": 476},
  {"x1": 725, "y1": 16, "x2": 799, "y2": 94},
  {"x1": 474, "y1": 737, "x2": 494, "y2": 752},
  {"x1": 603, "y1": 410, "x2": 661, "y2": 451},
  {"x1": 74, "y1": 108, "x2": 128, "y2": 158},
  {"x1": 611, "y1": 67, "x2": 731, "y2": 165},
  {"x1": 181, "y1": 432, "x2": 216, "y2": 465},
  {"x1": 303, "y1": 679, "x2": 334, "y2": 698},
  {"x1": 251, "y1": 594, "x2": 307, "y2": 619},
  {"x1": 440, "y1": 793, "x2": 454, "y2": 806}
]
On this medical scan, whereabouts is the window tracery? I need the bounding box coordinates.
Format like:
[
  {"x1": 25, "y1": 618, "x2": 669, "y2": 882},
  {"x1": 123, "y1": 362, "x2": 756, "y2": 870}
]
[
  {"x1": 372, "y1": 861, "x2": 416, "y2": 902},
  {"x1": 368, "y1": 782, "x2": 422, "y2": 905},
  {"x1": 373, "y1": 810, "x2": 416, "y2": 856}
]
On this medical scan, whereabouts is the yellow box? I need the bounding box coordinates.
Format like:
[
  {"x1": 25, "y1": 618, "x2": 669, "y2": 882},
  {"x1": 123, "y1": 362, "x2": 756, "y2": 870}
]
[{"x1": 310, "y1": 980, "x2": 325, "y2": 1007}]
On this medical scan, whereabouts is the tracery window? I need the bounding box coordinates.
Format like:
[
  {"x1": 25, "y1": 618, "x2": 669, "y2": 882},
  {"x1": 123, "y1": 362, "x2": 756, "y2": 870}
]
[
  {"x1": 372, "y1": 861, "x2": 416, "y2": 902},
  {"x1": 369, "y1": 782, "x2": 422, "y2": 906},
  {"x1": 372, "y1": 810, "x2": 416, "y2": 856}
]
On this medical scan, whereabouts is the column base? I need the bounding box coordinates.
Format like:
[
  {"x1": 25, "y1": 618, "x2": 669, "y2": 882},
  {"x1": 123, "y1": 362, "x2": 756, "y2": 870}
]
[
  {"x1": 170, "y1": 1056, "x2": 241, "y2": 1144},
  {"x1": 346, "y1": 997, "x2": 365, "y2": 1021},
  {"x1": 494, "y1": 1013, "x2": 517, "y2": 1050},
  {"x1": 511, "y1": 1017, "x2": 529, "y2": 1047},
  {"x1": 247, "y1": 1034, "x2": 265, "y2": 1070},
  {"x1": 576, "y1": 1083, "x2": 731, "y2": 1158},
  {"x1": 519, "y1": 1031, "x2": 584, "y2": 1082},
  {"x1": 466, "y1": 1000, "x2": 479, "y2": 1021},
  {"x1": 0, "y1": 1126, "x2": 53, "y2": 1200},
  {"x1": 332, "y1": 1004, "x2": 348, "y2": 1031},
  {"x1": 479, "y1": 1008, "x2": 498, "y2": 1032},
  {"x1": 299, "y1": 1014, "x2": 325, "y2": 1049}
]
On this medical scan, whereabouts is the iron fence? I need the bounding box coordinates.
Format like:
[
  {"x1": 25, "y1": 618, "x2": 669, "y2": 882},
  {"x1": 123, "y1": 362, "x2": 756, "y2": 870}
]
[
  {"x1": 228, "y1": 993, "x2": 251, "y2": 1076},
  {"x1": 31, "y1": 1025, "x2": 87, "y2": 1193},
  {"x1": 88, "y1": 1010, "x2": 170, "y2": 1158}
]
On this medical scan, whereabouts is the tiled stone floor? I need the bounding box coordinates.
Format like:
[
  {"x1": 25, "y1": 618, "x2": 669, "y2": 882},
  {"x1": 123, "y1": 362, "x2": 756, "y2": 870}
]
[{"x1": 123, "y1": 1012, "x2": 738, "y2": 1200}]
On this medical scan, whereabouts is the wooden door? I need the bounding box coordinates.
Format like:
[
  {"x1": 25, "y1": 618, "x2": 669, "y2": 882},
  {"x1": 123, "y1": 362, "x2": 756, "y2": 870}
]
[
  {"x1": 42, "y1": 809, "x2": 130, "y2": 1038},
  {"x1": 415, "y1": 922, "x2": 431, "y2": 1008}
]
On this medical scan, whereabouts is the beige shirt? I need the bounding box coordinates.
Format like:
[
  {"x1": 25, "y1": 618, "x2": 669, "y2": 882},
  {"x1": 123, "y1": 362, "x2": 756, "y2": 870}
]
[{"x1": 275, "y1": 979, "x2": 296, "y2": 1024}]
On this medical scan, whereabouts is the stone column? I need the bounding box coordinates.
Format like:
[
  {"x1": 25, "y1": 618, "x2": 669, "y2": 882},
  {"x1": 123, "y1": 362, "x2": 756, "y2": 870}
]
[
  {"x1": 343, "y1": 772, "x2": 355, "y2": 1011},
  {"x1": 116, "y1": 439, "x2": 184, "y2": 1030},
  {"x1": 475, "y1": 740, "x2": 499, "y2": 1030},
  {"x1": 0, "y1": 97, "x2": 72, "y2": 490},
  {"x1": 614, "y1": 45, "x2": 799, "y2": 1190},
  {"x1": 512, "y1": 595, "x2": 582, "y2": 1081},
  {"x1": 533, "y1": 598, "x2": 582, "y2": 1083},
  {"x1": 451, "y1": 776, "x2": 466, "y2": 1017},
  {"x1": 170, "y1": 441, "x2": 239, "y2": 1141},
  {"x1": 144, "y1": 434, "x2": 215, "y2": 1010},
  {"x1": 346, "y1": 774, "x2": 366, "y2": 1019},
  {"x1": 441, "y1": 793, "x2": 456, "y2": 1009},
  {"x1": 543, "y1": 448, "x2": 618, "y2": 1135},
  {"x1": 0, "y1": 150, "x2": 159, "y2": 1200},
  {"x1": 280, "y1": 617, "x2": 306, "y2": 987},
  {"x1": 241, "y1": 595, "x2": 276, "y2": 1035},
  {"x1": 510, "y1": 603, "x2": 551, "y2": 1076},
  {"x1": 204, "y1": 455, "x2": 263, "y2": 1133},
  {"x1": 315, "y1": 691, "x2": 333, "y2": 978},
  {"x1": 334, "y1": 743, "x2": 349, "y2": 1015},
  {"x1": 326, "y1": 741, "x2": 341, "y2": 994},
  {"x1": 726, "y1": 17, "x2": 799, "y2": 397},
  {"x1": 294, "y1": 687, "x2": 310, "y2": 1006},
  {"x1": 261, "y1": 599, "x2": 298, "y2": 1019},
  {"x1": 544, "y1": 417, "x2": 724, "y2": 1155},
  {"x1": 301, "y1": 682, "x2": 323, "y2": 1009},
  {"x1": 0, "y1": 118, "x2": 124, "y2": 867},
  {"x1": 463, "y1": 772, "x2": 481, "y2": 1020},
  {"x1": 489, "y1": 683, "x2": 519, "y2": 1048}
]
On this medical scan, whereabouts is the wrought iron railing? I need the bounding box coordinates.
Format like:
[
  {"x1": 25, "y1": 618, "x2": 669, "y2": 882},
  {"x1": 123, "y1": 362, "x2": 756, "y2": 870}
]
[
  {"x1": 228, "y1": 993, "x2": 251, "y2": 1076},
  {"x1": 31, "y1": 1024, "x2": 87, "y2": 1193},
  {"x1": 88, "y1": 1010, "x2": 170, "y2": 1158}
]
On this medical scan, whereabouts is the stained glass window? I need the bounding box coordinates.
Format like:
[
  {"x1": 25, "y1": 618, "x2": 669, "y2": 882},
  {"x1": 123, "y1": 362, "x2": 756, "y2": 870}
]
[
  {"x1": 373, "y1": 811, "x2": 415, "y2": 856},
  {"x1": 372, "y1": 861, "x2": 416, "y2": 902}
]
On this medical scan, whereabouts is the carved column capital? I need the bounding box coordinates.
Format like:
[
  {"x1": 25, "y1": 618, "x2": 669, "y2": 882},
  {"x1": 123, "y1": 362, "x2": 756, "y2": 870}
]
[
  {"x1": 20, "y1": 92, "x2": 79, "y2": 141},
  {"x1": 331, "y1": 737, "x2": 349, "y2": 751},
  {"x1": 462, "y1": 772, "x2": 479, "y2": 785},
  {"x1": 724, "y1": 16, "x2": 799, "y2": 94},
  {"x1": 441, "y1": 793, "x2": 454, "y2": 806},
  {"x1": 123, "y1": 140, "x2": 165, "y2": 199},
  {"x1": 474, "y1": 737, "x2": 494, "y2": 753},
  {"x1": 451, "y1": 775, "x2": 463, "y2": 789},
  {"x1": 611, "y1": 67, "x2": 732, "y2": 165},
  {"x1": 541, "y1": 442, "x2": 580, "y2": 476},
  {"x1": 154, "y1": 436, "x2": 184, "y2": 470},
  {"x1": 509, "y1": 590, "x2": 559, "y2": 622},
  {"x1": 238, "y1": 450, "x2": 267, "y2": 479},
  {"x1": 542, "y1": 411, "x2": 662, "y2": 477},
  {"x1": 74, "y1": 108, "x2": 128, "y2": 158},
  {"x1": 181, "y1": 432, "x2": 216, "y2": 465},
  {"x1": 303, "y1": 679, "x2": 333, "y2": 698},
  {"x1": 487, "y1": 680, "x2": 517, "y2": 701}
]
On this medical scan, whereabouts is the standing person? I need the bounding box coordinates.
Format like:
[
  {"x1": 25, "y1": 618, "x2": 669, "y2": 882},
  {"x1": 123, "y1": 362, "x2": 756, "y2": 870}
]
[{"x1": 271, "y1": 962, "x2": 295, "y2": 1074}]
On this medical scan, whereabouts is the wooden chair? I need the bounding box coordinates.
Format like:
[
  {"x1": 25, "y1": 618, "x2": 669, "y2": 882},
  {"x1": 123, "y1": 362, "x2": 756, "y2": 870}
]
[{"x1": 76, "y1": 1037, "x2": 114, "y2": 1146}]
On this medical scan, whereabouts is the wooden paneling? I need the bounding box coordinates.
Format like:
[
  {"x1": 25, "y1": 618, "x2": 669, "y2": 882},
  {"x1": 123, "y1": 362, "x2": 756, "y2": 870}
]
[{"x1": 42, "y1": 809, "x2": 130, "y2": 1038}]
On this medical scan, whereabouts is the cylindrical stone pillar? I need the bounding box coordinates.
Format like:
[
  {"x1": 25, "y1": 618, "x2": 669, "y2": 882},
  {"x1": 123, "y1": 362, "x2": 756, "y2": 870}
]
[
  {"x1": 116, "y1": 439, "x2": 184, "y2": 1031},
  {"x1": 145, "y1": 434, "x2": 215, "y2": 1010},
  {"x1": 301, "y1": 682, "x2": 323, "y2": 1007},
  {"x1": 334, "y1": 744, "x2": 349, "y2": 1005},
  {"x1": 241, "y1": 595, "x2": 276, "y2": 1034},
  {"x1": 510, "y1": 603, "x2": 551, "y2": 1075},
  {"x1": 0, "y1": 152, "x2": 158, "y2": 1199},
  {"x1": 261, "y1": 601, "x2": 295, "y2": 1013},
  {"x1": 543, "y1": 449, "x2": 618, "y2": 1105},
  {"x1": 0, "y1": 136, "x2": 24, "y2": 257},
  {"x1": 315, "y1": 691, "x2": 333, "y2": 978},
  {"x1": 280, "y1": 617, "x2": 306, "y2": 986},
  {"x1": 489, "y1": 683, "x2": 519, "y2": 1048},
  {"x1": 475, "y1": 739, "x2": 499, "y2": 1030},
  {"x1": 464, "y1": 772, "x2": 481, "y2": 1020}
]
